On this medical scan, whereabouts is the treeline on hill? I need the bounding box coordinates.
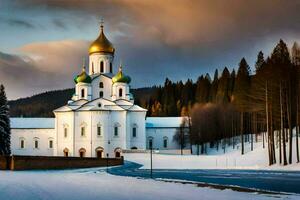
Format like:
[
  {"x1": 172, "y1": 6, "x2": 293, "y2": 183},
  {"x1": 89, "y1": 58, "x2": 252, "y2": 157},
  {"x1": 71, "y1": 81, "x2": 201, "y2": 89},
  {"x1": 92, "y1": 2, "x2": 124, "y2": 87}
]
[
  {"x1": 147, "y1": 40, "x2": 300, "y2": 166},
  {"x1": 9, "y1": 88, "x2": 156, "y2": 117}
]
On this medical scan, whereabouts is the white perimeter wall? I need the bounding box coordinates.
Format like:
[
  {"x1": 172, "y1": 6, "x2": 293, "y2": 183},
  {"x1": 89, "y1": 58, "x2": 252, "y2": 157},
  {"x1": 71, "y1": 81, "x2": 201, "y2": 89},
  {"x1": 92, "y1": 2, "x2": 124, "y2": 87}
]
[
  {"x1": 11, "y1": 129, "x2": 55, "y2": 156},
  {"x1": 146, "y1": 128, "x2": 180, "y2": 150}
]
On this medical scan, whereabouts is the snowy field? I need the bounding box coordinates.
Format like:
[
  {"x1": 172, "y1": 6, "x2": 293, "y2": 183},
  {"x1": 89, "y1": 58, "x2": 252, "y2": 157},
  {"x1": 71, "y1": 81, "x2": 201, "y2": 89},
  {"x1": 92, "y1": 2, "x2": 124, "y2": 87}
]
[
  {"x1": 0, "y1": 168, "x2": 298, "y2": 200},
  {"x1": 124, "y1": 138, "x2": 300, "y2": 170}
]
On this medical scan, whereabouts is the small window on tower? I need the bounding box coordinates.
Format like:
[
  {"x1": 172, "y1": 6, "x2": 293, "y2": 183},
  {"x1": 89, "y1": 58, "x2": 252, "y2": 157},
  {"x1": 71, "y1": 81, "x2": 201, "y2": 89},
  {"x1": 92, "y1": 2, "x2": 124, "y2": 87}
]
[
  {"x1": 119, "y1": 88, "x2": 123, "y2": 97},
  {"x1": 99, "y1": 91, "x2": 103, "y2": 98},
  {"x1": 81, "y1": 89, "x2": 85, "y2": 98},
  {"x1": 99, "y1": 82, "x2": 104, "y2": 88},
  {"x1": 110, "y1": 63, "x2": 112, "y2": 73},
  {"x1": 100, "y1": 61, "x2": 104, "y2": 73}
]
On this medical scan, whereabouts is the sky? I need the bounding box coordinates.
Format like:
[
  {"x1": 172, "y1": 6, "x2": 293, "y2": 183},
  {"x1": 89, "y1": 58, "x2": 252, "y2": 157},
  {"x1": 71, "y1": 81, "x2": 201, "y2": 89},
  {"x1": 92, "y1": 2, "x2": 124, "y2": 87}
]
[{"x1": 0, "y1": 0, "x2": 300, "y2": 100}]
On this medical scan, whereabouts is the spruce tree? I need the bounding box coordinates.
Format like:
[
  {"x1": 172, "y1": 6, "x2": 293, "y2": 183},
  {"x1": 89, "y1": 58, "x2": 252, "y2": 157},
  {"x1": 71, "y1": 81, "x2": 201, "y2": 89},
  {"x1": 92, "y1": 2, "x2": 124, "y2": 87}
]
[
  {"x1": 255, "y1": 51, "x2": 265, "y2": 72},
  {"x1": 0, "y1": 84, "x2": 11, "y2": 155}
]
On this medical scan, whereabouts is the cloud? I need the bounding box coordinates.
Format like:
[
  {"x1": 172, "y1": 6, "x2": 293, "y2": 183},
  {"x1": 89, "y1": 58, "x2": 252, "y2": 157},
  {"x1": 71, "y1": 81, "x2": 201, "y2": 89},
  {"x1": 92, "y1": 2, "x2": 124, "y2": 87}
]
[
  {"x1": 0, "y1": 17, "x2": 36, "y2": 29},
  {"x1": 0, "y1": 40, "x2": 90, "y2": 99},
  {"x1": 2, "y1": 0, "x2": 300, "y2": 99}
]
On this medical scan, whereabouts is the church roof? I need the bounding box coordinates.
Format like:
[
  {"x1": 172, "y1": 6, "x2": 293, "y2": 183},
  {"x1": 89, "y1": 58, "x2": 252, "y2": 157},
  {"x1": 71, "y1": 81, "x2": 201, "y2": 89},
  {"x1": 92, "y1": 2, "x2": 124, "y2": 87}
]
[
  {"x1": 146, "y1": 117, "x2": 189, "y2": 128},
  {"x1": 89, "y1": 24, "x2": 114, "y2": 55},
  {"x1": 10, "y1": 118, "x2": 55, "y2": 129}
]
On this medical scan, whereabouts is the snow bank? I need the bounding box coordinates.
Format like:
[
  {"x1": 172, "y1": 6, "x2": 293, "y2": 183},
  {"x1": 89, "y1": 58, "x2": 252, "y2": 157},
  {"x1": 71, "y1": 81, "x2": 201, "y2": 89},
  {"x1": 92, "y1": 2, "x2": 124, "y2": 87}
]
[{"x1": 124, "y1": 139, "x2": 300, "y2": 170}]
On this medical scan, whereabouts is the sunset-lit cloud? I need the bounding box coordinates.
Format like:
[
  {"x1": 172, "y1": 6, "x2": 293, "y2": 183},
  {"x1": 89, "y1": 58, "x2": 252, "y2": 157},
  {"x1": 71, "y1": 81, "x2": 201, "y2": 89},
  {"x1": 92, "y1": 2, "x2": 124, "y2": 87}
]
[{"x1": 1, "y1": 0, "x2": 300, "y2": 99}]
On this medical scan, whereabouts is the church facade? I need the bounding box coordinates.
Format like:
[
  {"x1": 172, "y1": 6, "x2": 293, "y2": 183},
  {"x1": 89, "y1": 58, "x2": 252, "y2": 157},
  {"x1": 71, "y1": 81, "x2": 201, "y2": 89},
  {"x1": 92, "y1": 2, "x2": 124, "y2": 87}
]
[{"x1": 10, "y1": 24, "x2": 189, "y2": 158}]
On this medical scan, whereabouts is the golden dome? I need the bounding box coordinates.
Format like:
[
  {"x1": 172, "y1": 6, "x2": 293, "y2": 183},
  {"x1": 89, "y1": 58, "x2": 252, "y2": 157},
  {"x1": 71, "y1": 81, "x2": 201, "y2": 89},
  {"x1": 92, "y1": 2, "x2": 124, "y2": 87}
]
[{"x1": 89, "y1": 25, "x2": 115, "y2": 55}]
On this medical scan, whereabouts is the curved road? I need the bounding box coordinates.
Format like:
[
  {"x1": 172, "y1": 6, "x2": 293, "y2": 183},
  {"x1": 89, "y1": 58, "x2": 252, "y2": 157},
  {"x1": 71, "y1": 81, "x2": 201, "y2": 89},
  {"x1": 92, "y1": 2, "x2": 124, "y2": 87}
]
[{"x1": 108, "y1": 161, "x2": 300, "y2": 194}]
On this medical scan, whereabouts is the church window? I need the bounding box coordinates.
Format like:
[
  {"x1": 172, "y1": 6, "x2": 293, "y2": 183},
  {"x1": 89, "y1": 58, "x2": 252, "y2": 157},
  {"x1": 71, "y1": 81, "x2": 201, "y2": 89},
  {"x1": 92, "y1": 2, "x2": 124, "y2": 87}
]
[
  {"x1": 81, "y1": 126, "x2": 86, "y2": 137},
  {"x1": 97, "y1": 125, "x2": 102, "y2": 136},
  {"x1": 119, "y1": 88, "x2": 123, "y2": 97},
  {"x1": 110, "y1": 63, "x2": 112, "y2": 73},
  {"x1": 20, "y1": 139, "x2": 25, "y2": 149},
  {"x1": 163, "y1": 137, "x2": 168, "y2": 148},
  {"x1": 64, "y1": 127, "x2": 68, "y2": 138},
  {"x1": 148, "y1": 137, "x2": 153, "y2": 149},
  {"x1": 99, "y1": 91, "x2": 103, "y2": 98},
  {"x1": 99, "y1": 82, "x2": 104, "y2": 88},
  {"x1": 34, "y1": 139, "x2": 39, "y2": 149},
  {"x1": 100, "y1": 61, "x2": 104, "y2": 73},
  {"x1": 49, "y1": 140, "x2": 53, "y2": 149},
  {"x1": 63, "y1": 148, "x2": 69, "y2": 157},
  {"x1": 81, "y1": 89, "x2": 85, "y2": 98},
  {"x1": 114, "y1": 126, "x2": 118, "y2": 137},
  {"x1": 132, "y1": 127, "x2": 137, "y2": 138},
  {"x1": 79, "y1": 148, "x2": 86, "y2": 158}
]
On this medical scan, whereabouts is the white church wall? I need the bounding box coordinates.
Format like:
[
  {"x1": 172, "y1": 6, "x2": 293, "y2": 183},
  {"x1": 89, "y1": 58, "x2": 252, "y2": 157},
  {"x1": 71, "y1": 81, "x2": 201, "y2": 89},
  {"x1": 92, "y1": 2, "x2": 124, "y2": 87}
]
[
  {"x1": 11, "y1": 129, "x2": 55, "y2": 156},
  {"x1": 55, "y1": 112, "x2": 75, "y2": 157},
  {"x1": 127, "y1": 112, "x2": 146, "y2": 150}
]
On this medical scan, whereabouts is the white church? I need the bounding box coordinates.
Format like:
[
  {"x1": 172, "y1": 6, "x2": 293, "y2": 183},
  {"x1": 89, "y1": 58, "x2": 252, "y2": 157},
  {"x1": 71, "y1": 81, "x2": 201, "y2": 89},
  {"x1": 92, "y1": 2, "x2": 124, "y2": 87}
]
[{"x1": 10, "y1": 24, "x2": 188, "y2": 158}]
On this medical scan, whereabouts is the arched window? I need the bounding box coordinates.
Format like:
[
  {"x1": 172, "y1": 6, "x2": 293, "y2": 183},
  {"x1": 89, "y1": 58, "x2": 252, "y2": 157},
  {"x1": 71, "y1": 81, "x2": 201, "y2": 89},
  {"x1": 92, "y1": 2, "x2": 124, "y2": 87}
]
[
  {"x1": 99, "y1": 91, "x2": 103, "y2": 98},
  {"x1": 132, "y1": 124, "x2": 137, "y2": 138},
  {"x1": 48, "y1": 138, "x2": 53, "y2": 149},
  {"x1": 100, "y1": 61, "x2": 104, "y2": 73},
  {"x1": 81, "y1": 89, "x2": 85, "y2": 98},
  {"x1": 99, "y1": 82, "x2": 104, "y2": 88},
  {"x1": 119, "y1": 88, "x2": 123, "y2": 97},
  {"x1": 20, "y1": 138, "x2": 25, "y2": 149},
  {"x1": 114, "y1": 147, "x2": 122, "y2": 158},
  {"x1": 92, "y1": 62, "x2": 94, "y2": 74},
  {"x1": 97, "y1": 124, "x2": 102, "y2": 137},
  {"x1": 80, "y1": 123, "x2": 87, "y2": 137},
  {"x1": 63, "y1": 148, "x2": 69, "y2": 157},
  {"x1": 110, "y1": 62, "x2": 112, "y2": 73},
  {"x1": 64, "y1": 126, "x2": 68, "y2": 138},
  {"x1": 114, "y1": 123, "x2": 120, "y2": 137},
  {"x1": 95, "y1": 147, "x2": 104, "y2": 158},
  {"x1": 33, "y1": 138, "x2": 39, "y2": 149},
  {"x1": 163, "y1": 137, "x2": 168, "y2": 148},
  {"x1": 79, "y1": 148, "x2": 86, "y2": 158}
]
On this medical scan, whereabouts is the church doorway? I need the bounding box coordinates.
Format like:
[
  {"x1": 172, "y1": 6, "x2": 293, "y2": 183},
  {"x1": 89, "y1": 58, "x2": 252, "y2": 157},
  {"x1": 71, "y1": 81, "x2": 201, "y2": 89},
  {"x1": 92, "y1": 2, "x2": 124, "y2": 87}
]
[
  {"x1": 95, "y1": 147, "x2": 104, "y2": 158},
  {"x1": 63, "y1": 148, "x2": 69, "y2": 157},
  {"x1": 79, "y1": 148, "x2": 86, "y2": 158},
  {"x1": 114, "y1": 148, "x2": 122, "y2": 158}
]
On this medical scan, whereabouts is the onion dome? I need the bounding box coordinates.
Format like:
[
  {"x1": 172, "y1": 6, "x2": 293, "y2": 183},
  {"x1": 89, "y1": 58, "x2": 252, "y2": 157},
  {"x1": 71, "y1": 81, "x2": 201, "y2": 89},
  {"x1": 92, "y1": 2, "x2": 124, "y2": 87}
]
[
  {"x1": 74, "y1": 67, "x2": 92, "y2": 84},
  {"x1": 89, "y1": 24, "x2": 115, "y2": 55},
  {"x1": 112, "y1": 66, "x2": 131, "y2": 84}
]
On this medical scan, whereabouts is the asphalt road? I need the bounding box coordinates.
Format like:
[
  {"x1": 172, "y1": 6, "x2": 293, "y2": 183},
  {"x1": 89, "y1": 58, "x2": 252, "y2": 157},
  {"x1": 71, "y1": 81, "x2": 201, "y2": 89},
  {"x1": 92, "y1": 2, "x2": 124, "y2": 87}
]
[{"x1": 108, "y1": 161, "x2": 300, "y2": 194}]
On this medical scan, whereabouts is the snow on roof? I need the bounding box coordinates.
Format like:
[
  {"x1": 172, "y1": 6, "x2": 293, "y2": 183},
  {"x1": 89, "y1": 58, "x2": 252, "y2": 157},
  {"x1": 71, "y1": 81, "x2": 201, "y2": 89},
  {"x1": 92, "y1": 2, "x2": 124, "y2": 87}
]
[
  {"x1": 10, "y1": 118, "x2": 55, "y2": 129},
  {"x1": 146, "y1": 117, "x2": 188, "y2": 128}
]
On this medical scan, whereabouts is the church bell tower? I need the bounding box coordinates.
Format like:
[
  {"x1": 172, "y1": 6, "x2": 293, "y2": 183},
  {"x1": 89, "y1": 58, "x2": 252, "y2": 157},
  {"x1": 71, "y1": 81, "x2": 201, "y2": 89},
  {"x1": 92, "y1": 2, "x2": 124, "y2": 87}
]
[{"x1": 88, "y1": 21, "x2": 115, "y2": 75}]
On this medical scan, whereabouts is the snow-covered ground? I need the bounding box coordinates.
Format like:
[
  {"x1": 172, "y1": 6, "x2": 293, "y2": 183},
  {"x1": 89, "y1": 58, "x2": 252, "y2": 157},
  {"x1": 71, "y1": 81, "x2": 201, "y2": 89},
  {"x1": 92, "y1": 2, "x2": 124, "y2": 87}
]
[
  {"x1": 0, "y1": 168, "x2": 298, "y2": 200},
  {"x1": 124, "y1": 138, "x2": 300, "y2": 170}
]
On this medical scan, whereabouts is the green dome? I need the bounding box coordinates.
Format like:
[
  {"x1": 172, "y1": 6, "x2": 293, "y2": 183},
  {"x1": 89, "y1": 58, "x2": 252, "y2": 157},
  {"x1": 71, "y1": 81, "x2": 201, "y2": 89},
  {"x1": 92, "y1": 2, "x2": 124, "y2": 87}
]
[
  {"x1": 112, "y1": 67, "x2": 131, "y2": 84},
  {"x1": 74, "y1": 68, "x2": 92, "y2": 84}
]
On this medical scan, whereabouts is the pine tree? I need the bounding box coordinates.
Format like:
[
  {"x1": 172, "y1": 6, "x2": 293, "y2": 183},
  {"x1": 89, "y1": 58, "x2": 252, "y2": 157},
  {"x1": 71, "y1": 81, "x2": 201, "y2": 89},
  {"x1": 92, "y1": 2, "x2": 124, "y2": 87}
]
[
  {"x1": 0, "y1": 84, "x2": 11, "y2": 155},
  {"x1": 255, "y1": 51, "x2": 265, "y2": 72},
  {"x1": 216, "y1": 67, "x2": 230, "y2": 104},
  {"x1": 233, "y1": 58, "x2": 251, "y2": 155}
]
